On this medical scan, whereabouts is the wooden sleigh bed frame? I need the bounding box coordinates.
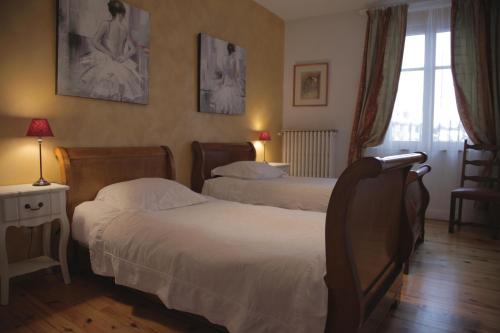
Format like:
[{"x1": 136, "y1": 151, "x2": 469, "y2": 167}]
[
  {"x1": 55, "y1": 145, "x2": 427, "y2": 333},
  {"x1": 191, "y1": 141, "x2": 432, "y2": 270},
  {"x1": 191, "y1": 141, "x2": 256, "y2": 193}
]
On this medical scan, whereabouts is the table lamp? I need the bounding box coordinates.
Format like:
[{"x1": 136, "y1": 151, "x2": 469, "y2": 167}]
[
  {"x1": 26, "y1": 118, "x2": 54, "y2": 186},
  {"x1": 259, "y1": 131, "x2": 271, "y2": 163}
]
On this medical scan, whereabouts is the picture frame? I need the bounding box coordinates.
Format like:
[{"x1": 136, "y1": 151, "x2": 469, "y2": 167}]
[
  {"x1": 198, "y1": 33, "x2": 246, "y2": 115},
  {"x1": 57, "y1": 0, "x2": 150, "y2": 104},
  {"x1": 293, "y1": 63, "x2": 329, "y2": 107}
]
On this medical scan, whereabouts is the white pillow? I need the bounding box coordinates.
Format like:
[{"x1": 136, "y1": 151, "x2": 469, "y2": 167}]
[
  {"x1": 211, "y1": 161, "x2": 286, "y2": 180},
  {"x1": 95, "y1": 178, "x2": 208, "y2": 211}
]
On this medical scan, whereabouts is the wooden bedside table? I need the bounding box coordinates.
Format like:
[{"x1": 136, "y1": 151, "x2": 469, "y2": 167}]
[
  {"x1": 0, "y1": 184, "x2": 71, "y2": 305},
  {"x1": 268, "y1": 162, "x2": 290, "y2": 174}
]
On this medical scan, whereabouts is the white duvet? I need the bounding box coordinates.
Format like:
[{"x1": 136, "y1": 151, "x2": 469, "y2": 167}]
[
  {"x1": 74, "y1": 199, "x2": 328, "y2": 333},
  {"x1": 202, "y1": 176, "x2": 337, "y2": 212}
]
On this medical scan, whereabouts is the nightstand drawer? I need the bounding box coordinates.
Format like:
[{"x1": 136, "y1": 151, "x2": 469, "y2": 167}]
[
  {"x1": 18, "y1": 194, "x2": 52, "y2": 219},
  {"x1": 1, "y1": 198, "x2": 19, "y2": 222}
]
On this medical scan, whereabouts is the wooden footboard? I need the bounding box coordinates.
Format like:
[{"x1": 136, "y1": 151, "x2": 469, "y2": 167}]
[
  {"x1": 404, "y1": 164, "x2": 431, "y2": 274},
  {"x1": 324, "y1": 153, "x2": 427, "y2": 332}
]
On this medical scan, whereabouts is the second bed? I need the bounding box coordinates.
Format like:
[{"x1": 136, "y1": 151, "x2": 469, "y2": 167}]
[{"x1": 191, "y1": 141, "x2": 430, "y2": 214}]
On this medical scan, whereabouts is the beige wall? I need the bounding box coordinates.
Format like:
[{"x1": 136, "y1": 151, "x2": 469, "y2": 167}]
[
  {"x1": 0, "y1": 0, "x2": 284, "y2": 186},
  {"x1": 283, "y1": 11, "x2": 366, "y2": 176},
  {"x1": 0, "y1": 0, "x2": 284, "y2": 261}
]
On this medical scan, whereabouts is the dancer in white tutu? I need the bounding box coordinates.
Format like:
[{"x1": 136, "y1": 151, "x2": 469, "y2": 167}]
[
  {"x1": 80, "y1": 0, "x2": 143, "y2": 102},
  {"x1": 212, "y1": 43, "x2": 244, "y2": 114}
]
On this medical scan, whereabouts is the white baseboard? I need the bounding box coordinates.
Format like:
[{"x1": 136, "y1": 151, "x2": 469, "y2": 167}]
[
  {"x1": 426, "y1": 209, "x2": 448, "y2": 221},
  {"x1": 427, "y1": 208, "x2": 479, "y2": 223}
]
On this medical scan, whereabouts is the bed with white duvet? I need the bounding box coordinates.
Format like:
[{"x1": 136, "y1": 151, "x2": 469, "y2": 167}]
[
  {"x1": 58, "y1": 145, "x2": 420, "y2": 333},
  {"x1": 191, "y1": 142, "x2": 338, "y2": 212},
  {"x1": 202, "y1": 175, "x2": 337, "y2": 212},
  {"x1": 72, "y1": 178, "x2": 328, "y2": 333},
  {"x1": 196, "y1": 159, "x2": 337, "y2": 212}
]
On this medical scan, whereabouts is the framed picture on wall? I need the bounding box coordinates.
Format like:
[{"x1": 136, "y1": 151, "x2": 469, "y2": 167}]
[
  {"x1": 293, "y1": 63, "x2": 329, "y2": 107},
  {"x1": 57, "y1": 0, "x2": 150, "y2": 104},
  {"x1": 198, "y1": 33, "x2": 246, "y2": 115}
]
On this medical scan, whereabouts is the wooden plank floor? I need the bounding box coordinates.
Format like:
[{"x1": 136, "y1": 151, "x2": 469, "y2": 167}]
[
  {"x1": 381, "y1": 220, "x2": 500, "y2": 333},
  {"x1": 1, "y1": 220, "x2": 499, "y2": 333}
]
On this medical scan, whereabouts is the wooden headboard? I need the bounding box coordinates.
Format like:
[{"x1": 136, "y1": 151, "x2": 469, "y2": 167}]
[
  {"x1": 191, "y1": 141, "x2": 256, "y2": 193},
  {"x1": 54, "y1": 146, "x2": 176, "y2": 218}
]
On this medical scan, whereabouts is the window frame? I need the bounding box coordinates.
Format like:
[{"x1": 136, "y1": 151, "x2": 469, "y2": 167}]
[{"x1": 390, "y1": 27, "x2": 459, "y2": 147}]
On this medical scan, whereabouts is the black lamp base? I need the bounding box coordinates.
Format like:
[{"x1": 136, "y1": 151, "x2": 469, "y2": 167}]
[{"x1": 33, "y1": 177, "x2": 50, "y2": 186}]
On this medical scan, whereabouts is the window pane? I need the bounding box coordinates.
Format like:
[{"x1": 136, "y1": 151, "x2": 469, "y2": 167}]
[
  {"x1": 402, "y1": 34, "x2": 425, "y2": 69},
  {"x1": 433, "y1": 68, "x2": 467, "y2": 142},
  {"x1": 390, "y1": 70, "x2": 424, "y2": 142},
  {"x1": 436, "y1": 32, "x2": 451, "y2": 67}
]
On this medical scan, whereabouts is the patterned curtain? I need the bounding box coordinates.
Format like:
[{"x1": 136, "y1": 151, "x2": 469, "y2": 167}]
[
  {"x1": 451, "y1": 0, "x2": 500, "y2": 145},
  {"x1": 348, "y1": 5, "x2": 408, "y2": 164}
]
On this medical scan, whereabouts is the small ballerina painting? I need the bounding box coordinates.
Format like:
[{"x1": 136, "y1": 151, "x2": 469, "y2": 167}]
[
  {"x1": 199, "y1": 34, "x2": 246, "y2": 115},
  {"x1": 57, "y1": 0, "x2": 150, "y2": 104}
]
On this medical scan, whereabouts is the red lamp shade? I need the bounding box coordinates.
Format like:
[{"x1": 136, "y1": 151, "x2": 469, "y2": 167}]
[
  {"x1": 26, "y1": 119, "x2": 54, "y2": 137},
  {"x1": 259, "y1": 131, "x2": 271, "y2": 141}
]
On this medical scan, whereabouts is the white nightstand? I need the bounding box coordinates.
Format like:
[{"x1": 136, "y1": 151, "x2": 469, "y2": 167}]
[
  {"x1": 0, "y1": 184, "x2": 71, "y2": 305},
  {"x1": 268, "y1": 162, "x2": 290, "y2": 174}
]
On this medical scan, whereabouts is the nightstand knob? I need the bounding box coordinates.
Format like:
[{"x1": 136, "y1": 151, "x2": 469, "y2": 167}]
[{"x1": 24, "y1": 202, "x2": 44, "y2": 211}]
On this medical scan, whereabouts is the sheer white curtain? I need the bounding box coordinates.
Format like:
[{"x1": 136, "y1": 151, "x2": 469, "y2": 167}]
[{"x1": 367, "y1": 1, "x2": 473, "y2": 220}]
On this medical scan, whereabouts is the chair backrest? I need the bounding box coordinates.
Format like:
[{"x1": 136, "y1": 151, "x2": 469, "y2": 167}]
[{"x1": 460, "y1": 140, "x2": 500, "y2": 189}]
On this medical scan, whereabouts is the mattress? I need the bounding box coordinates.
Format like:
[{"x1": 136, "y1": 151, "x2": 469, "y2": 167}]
[
  {"x1": 72, "y1": 201, "x2": 121, "y2": 246},
  {"x1": 202, "y1": 176, "x2": 337, "y2": 212},
  {"x1": 73, "y1": 199, "x2": 328, "y2": 333}
]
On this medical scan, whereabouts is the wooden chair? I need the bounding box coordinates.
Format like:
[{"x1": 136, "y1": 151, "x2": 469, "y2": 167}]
[
  {"x1": 404, "y1": 164, "x2": 431, "y2": 274},
  {"x1": 449, "y1": 140, "x2": 500, "y2": 233}
]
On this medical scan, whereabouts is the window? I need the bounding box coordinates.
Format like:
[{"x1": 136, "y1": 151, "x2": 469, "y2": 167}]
[
  {"x1": 391, "y1": 34, "x2": 425, "y2": 142},
  {"x1": 384, "y1": 7, "x2": 467, "y2": 151},
  {"x1": 433, "y1": 32, "x2": 464, "y2": 143},
  {"x1": 370, "y1": 3, "x2": 477, "y2": 222}
]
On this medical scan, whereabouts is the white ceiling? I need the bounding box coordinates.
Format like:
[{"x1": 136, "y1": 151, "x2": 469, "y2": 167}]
[{"x1": 254, "y1": 0, "x2": 377, "y2": 21}]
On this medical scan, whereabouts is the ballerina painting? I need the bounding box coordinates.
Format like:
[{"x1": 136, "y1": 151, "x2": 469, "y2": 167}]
[
  {"x1": 199, "y1": 34, "x2": 246, "y2": 115},
  {"x1": 57, "y1": 0, "x2": 150, "y2": 104}
]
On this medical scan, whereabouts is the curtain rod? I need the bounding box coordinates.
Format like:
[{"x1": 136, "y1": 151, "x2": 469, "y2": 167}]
[{"x1": 358, "y1": 0, "x2": 451, "y2": 16}]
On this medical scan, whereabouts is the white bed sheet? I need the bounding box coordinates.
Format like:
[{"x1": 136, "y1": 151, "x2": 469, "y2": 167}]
[
  {"x1": 72, "y1": 201, "x2": 121, "y2": 246},
  {"x1": 202, "y1": 176, "x2": 337, "y2": 212},
  {"x1": 74, "y1": 200, "x2": 328, "y2": 333}
]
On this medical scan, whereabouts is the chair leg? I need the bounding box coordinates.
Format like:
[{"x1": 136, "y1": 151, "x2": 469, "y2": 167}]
[
  {"x1": 449, "y1": 196, "x2": 456, "y2": 233},
  {"x1": 457, "y1": 198, "x2": 463, "y2": 230},
  {"x1": 404, "y1": 259, "x2": 410, "y2": 275}
]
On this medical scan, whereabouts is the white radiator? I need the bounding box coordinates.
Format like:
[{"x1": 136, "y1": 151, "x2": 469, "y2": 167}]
[{"x1": 281, "y1": 129, "x2": 337, "y2": 178}]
